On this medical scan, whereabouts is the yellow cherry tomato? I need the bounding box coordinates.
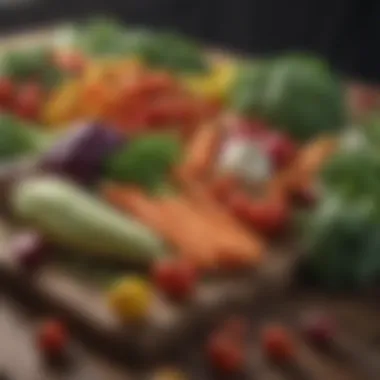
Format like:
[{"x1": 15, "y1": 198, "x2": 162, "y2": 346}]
[
  {"x1": 152, "y1": 368, "x2": 187, "y2": 380},
  {"x1": 107, "y1": 276, "x2": 153, "y2": 322}
]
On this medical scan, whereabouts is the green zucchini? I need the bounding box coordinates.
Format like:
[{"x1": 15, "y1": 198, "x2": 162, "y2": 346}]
[{"x1": 11, "y1": 176, "x2": 167, "y2": 262}]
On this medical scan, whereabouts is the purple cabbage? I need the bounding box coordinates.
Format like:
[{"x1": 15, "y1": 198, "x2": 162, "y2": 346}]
[{"x1": 39, "y1": 122, "x2": 125, "y2": 185}]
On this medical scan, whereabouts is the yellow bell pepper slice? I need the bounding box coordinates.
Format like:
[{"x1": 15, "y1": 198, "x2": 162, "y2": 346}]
[{"x1": 42, "y1": 80, "x2": 82, "y2": 126}]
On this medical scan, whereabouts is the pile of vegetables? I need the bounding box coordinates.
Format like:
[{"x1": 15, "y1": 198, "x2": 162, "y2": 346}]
[{"x1": 3, "y1": 16, "x2": 380, "y2": 327}]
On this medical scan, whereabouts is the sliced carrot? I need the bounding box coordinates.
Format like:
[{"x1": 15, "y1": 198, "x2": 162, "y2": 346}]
[
  {"x1": 180, "y1": 122, "x2": 222, "y2": 180},
  {"x1": 102, "y1": 184, "x2": 217, "y2": 269},
  {"x1": 266, "y1": 135, "x2": 338, "y2": 198},
  {"x1": 162, "y1": 195, "x2": 251, "y2": 260},
  {"x1": 174, "y1": 169, "x2": 265, "y2": 265}
]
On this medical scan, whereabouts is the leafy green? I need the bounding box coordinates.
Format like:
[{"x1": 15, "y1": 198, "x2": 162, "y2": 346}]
[
  {"x1": 229, "y1": 60, "x2": 272, "y2": 117},
  {"x1": 73, "y1": 17, "x2": 137, "y2": 57},
  {"x1": 72, "y1": 18, "x2": 209, "y2": 73},
  {"x1": 229, "y1": 54, "x2": 346, "y2": 141},
  {"x1": 0, "y1": 46, "x2": 65, "y2": 88},
  {"x1": 140, "y1": 32, "x2": 209, "y2": 73},
  {"x1": 303, "y1": 193, "x2": 380, "y2": 290},
  {"x1": 0, "y1": 114, "x2": 47, "y2": 161},
  {"x1": 103, "y1": 132, "x2": 183, "y2": 191},
  {"x1": 321, "y1": 144, "x2": 380, "y2": 201}
]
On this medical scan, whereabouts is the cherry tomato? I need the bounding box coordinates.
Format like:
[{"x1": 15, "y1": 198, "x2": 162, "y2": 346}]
[
  {"x1": 301, "y1": 312, "x2": 336, "y2": 346},
  {"x1": 37, "y1": 319, "x2": 69, "y2": 356},
  {"x1": 152, "y1": 259, "x2": 198, "y2": 300},
  {"x1": 206, "y1": 332, "x2": 246, "y2": 373},
  {"x1": 246, "y1": 199, "x2": 290, "y2": 236},
  {"x1": 0, "y1": 77, "x2": 15, "y2": 108},
  {"x1": 108, "y1": 276, "x2": 153, "y2": 322},
  {"x1": 13, "y1": 83, "x2": 44, "y2": 121},
  {"x1": 261, "y1": 325, "x2": 296, "y2": 363},
  {"x1": 262, "y1": 131, "x2": 297, "y2": 170}
]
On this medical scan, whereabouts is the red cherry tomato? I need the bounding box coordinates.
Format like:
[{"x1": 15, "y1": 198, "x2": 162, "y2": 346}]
[
  {"x1": 152, "y1": 259, "x2": 198, "y2": 300},
  {"x1": 262, "y1": 132, "x2": 297, "y2": 170},
  {"x1": 301, "y1": 313, "x2": 336, "y2": 346},
  {"x1": 206, "y1": 332, "x2": 246, "y2": 373},
  {"x1": 246, "y1": 199, "x2": 290, "y2": 236},
  {"x1": 13, "y1": 83, "x2": 44, "y2": 121},
  {"x1": 0, "y1": 77, "x2": 15, "y2": 108},
  {"x1": 261, "y1": 325, "x2": 296, "y2": 363},
  {"x1": 37, "y1": 319, "x2": 69, "y2": 356}
]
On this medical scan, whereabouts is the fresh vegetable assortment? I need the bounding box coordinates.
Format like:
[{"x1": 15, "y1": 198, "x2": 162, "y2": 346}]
[{"x1": 1, "y1": 17, "x2": 380, "y2": 328}]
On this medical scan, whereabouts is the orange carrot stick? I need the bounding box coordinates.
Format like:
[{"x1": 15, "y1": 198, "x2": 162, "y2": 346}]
[
  {"x1": 180, "y1": 122, "x2": 222, "y2": 180},
  {"x1": 102, "y1": 184, "x2": 218, "y2": 268},
  {"x1": 174, "y1": 169, "x2": 264, "y2": 265},
  {"x1": 267, "y1": 135, "x2": 338, "y2": 197},
  {"x1": 160, "y1": 194, "x2": 258, "y2": 267}
]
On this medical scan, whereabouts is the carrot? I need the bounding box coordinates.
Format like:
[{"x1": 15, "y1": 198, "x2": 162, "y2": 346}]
[
  {"x1": 180, "y1": 122, "x2": 222, "y2": 180},
  {"x1": 174, "y1": 169, "x2": 265, "y2": 265},
  {"x1": 267, "y1": 135, "x2": 338, "y2": 197},
  {"x1": 102, "y1": 184, "x2": 218, "y2": 269}
]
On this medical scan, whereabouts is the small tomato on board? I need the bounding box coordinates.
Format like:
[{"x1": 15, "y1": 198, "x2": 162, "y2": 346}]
[
  {"x1": 153, "y1": 368, "x2": 187, "y2": 380},
  {"x1": 37, "y1": 319, "x2": 69, "y2": 356},
  {"x1": 108, "y1": 276, "x2": 153, "y2": 322},
  {"x1": 300, "y1": 312, "x2": 337, "y2": 346},
  {"x1": 206, "y1": 332, "x2": 246, "y2": 373},
  {"x1": 152, "y1": 259, "x2": 198, "y2": 300},
  {"x1": 261, "y1": 324, "x2": 296, "y2": 363}
]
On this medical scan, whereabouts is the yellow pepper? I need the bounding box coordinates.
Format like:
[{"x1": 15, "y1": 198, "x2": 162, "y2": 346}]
[
  {"x1": 152, "y1": 368, "x2": 187, "y2": 380},
  {"x1": 182, "y1": 61, "x2": 237, "y2": 102},
  {"x1": 42, "y1": 80, "x2": 82, "y2": 126},
  {"x1": 107, "y1": 276, "x2": 153, "y2": 322}
]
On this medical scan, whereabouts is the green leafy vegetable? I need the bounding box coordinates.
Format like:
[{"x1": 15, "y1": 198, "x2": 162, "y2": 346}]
[
  {"x1": 73, "y1": 18, "x2": 209, "y2": 73},
  {"x1": 0, "y1": 46, "x2": 65, "y2": 88},
  {"x1": 302, "y1": 193, "x2": 380, "y2": 290},
  {"x1": 0, "y1": 114, "x2": 47, "y2": 161},
  {"x1": 320, "y1": 143, "x2": 380, "y2": 201},
  {"x1": 73, "y1": 17, "x2": 135, "y2": 57},
  {"x1": 140, "y1": 32, "x2": 209, "y2": 73},
  {"x1": 103, "y1": 132, "x2": 183, "y2": 191},
  {"x1": 229, "y1": 55, "x2": 346, "y2": 141}
]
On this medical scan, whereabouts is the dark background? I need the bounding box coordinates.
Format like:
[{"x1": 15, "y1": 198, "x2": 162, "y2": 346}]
[{"x1": 0, "y1": 0, "x2": 379, "y2": 82}]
